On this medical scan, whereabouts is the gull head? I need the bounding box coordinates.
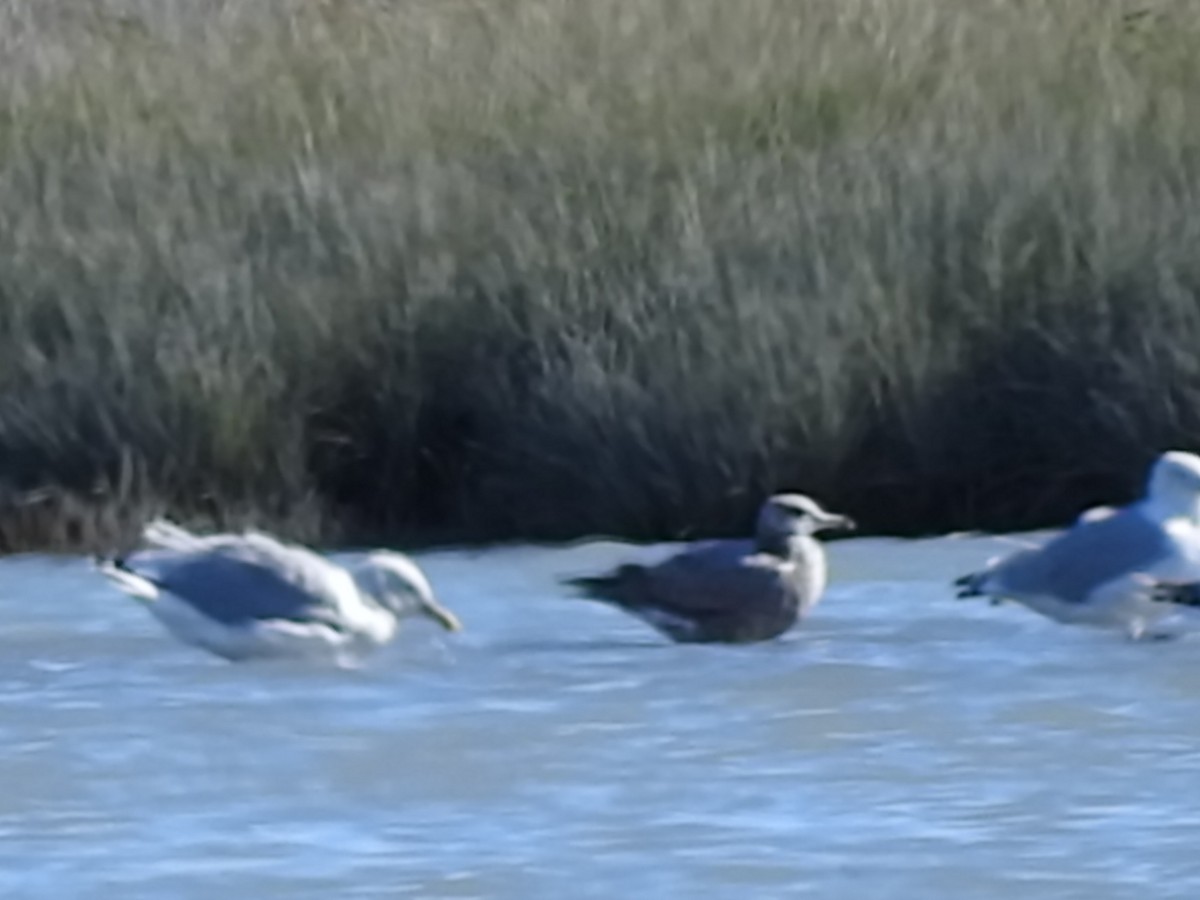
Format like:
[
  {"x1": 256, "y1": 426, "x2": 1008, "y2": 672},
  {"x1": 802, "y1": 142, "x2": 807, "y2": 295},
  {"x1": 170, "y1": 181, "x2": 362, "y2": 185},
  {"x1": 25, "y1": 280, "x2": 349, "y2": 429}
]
[
  {"x1": 756, "y1": 493, "x2": 856, "y2": 551},
  {"x1": 1146, "y1": 451, "x2": 1200, "y2": 523},
  {"x1": 357, "y1": 552, "x2": 462, "y2": 632}
]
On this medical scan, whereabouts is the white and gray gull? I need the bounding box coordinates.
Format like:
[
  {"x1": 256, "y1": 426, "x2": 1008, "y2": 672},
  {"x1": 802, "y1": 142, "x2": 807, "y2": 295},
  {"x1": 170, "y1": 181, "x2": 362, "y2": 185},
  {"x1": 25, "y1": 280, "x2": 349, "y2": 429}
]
[
  {"x1": 564, "y1": 493, "x2": 855, "y2": 644},
  {"x1": 96, "y1": 519, "x2": 461, "y2": 662},
  {"x1": 955, "y1": 450, "x2": 1200, "y2": 640}
]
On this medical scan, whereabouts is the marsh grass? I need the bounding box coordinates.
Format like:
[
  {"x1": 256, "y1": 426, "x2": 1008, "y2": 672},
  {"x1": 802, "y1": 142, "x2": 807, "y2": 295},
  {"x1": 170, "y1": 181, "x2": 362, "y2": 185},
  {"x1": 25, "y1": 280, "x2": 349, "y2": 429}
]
[{"x1": 2, "y1": 0, "x2": 1200, "y2": 552}]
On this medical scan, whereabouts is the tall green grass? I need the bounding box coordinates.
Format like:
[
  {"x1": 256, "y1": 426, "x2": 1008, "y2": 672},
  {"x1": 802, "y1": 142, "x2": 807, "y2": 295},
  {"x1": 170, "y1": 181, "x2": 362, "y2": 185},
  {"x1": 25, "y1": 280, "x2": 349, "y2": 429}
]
[{"x1": 1, "y1": 0, "x2": 1199, "y2": 552}]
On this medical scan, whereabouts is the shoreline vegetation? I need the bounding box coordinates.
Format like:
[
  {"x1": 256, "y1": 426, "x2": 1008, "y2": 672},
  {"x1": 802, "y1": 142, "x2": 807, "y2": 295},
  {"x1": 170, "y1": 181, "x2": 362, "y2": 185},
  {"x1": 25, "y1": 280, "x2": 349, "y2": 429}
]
[{"x1": 2, "y1": 0, "x2": 1200, "y2": 553}]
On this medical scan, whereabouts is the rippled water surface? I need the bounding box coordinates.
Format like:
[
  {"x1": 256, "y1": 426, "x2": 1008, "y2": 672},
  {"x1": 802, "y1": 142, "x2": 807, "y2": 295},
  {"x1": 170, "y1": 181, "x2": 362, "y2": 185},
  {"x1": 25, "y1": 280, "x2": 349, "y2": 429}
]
[{"x1": 3, "y1": 533, "x2": 1200, "y2": 898}]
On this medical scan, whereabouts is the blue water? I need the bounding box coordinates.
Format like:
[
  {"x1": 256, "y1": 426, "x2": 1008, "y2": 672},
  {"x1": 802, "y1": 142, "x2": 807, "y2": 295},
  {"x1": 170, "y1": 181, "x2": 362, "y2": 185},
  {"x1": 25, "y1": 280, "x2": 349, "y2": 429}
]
[{"x1": 1, "y1": 535, "x2": 1199, "y2": 899}]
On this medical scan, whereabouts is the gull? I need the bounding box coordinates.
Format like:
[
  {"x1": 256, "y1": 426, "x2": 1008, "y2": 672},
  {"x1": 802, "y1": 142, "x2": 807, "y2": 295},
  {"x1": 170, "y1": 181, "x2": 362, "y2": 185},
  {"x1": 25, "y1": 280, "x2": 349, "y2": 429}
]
[
  {"x1": 955, "y1": 450, "x2": 1200, "y2": 640},
  {"x1": 563, "y1": 493, "x2": 855, "y2": 644},
  {"x1": 96, "y1": 519, "x2": 461, "y2": 662}
]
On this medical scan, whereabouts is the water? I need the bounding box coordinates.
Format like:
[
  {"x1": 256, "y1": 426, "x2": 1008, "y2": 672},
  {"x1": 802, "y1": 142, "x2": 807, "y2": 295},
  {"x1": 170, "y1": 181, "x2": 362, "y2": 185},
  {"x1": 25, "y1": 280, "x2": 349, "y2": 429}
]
[{"x1": 2, "y1": 533, "x2": 1200, "y2": 899}]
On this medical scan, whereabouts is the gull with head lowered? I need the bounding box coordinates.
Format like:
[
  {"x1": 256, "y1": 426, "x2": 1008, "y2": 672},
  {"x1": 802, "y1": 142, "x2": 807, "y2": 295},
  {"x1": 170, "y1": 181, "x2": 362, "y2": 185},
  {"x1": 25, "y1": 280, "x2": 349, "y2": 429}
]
[
  {"x1": 955, "y1": 450, "x2": 1200, "y2": 640},
  {"x1": 97, "y1": 519, "x2": 462, "y2": 663}
]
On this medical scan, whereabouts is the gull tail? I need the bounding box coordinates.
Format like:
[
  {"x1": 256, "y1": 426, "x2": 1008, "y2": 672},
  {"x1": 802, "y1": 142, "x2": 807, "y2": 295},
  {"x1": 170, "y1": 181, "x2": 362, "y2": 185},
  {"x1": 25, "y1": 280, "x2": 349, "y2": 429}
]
[
  {"x1": 954, "y1": 570, "x2": 985, "y2": 599},
  {"x1": 94, "y1": 556, "x2": 160, "y2": 602},
  {"x1": 1151, "y1": 581, "x2": 1200, "y2": 608},
  {"x1": 563, "y1": 566, "x2": 643, "y2": 607},
  {"x1": 564, "y1": 573, "x2": 622, "y2": 600},
  {"x1": 953, "y1": 553, "x2": 1008, "y2": 602}
]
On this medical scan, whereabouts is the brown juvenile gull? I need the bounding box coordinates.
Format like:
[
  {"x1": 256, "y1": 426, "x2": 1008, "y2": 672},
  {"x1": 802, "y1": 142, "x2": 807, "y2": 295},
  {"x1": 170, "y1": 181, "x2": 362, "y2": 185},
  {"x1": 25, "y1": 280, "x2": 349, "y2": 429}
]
[
  {"x1": 96, "y1": 519, "x2": 462, "y2": 663},
  {"x1": 955, "y1": 450, "x2": 1200, "y2": 640},
  {"x1": 563, "y1": 494, "x2": 855, "y2": 644}
]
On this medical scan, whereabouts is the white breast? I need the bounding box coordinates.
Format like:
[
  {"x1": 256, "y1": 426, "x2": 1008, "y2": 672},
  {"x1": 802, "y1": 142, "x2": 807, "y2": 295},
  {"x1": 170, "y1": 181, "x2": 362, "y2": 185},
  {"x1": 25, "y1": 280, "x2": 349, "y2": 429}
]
[
  {"x1": 1158, "y1": 518, "x2": 1200, "y2": 582},
  {"x1": 795, "y1": 536, "x2": 829, "y2": 612}
]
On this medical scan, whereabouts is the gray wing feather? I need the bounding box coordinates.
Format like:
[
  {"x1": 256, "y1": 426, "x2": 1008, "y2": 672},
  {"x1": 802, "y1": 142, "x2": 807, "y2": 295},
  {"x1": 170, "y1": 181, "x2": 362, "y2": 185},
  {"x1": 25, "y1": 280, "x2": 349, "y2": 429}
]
[
  {"x1": 127, "y1": 534, "x2": 349, "y2": 626},
  {"x1": 667, "y1": 539, "x2": 755, "y2": 571},
  {"x1": 640, "y1": 541, "x2": 796, "y2": 615},
  {"x1": 990, "y1": 507, "x2": 1170, "y2": 605}
]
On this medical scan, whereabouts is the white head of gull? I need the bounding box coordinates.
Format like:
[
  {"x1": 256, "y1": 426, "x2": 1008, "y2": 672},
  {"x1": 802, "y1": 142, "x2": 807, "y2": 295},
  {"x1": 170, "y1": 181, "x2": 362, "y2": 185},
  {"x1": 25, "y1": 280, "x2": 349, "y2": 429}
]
[
  {"x1": 96, "y1": 519, "x2": 461, "y2": 663},
  {"x1": 955, "y1": 450, "x2": 1200, "y2": 640},
  {"x1": 564, "y1": 492, "x2": 855, "y2": 644}
]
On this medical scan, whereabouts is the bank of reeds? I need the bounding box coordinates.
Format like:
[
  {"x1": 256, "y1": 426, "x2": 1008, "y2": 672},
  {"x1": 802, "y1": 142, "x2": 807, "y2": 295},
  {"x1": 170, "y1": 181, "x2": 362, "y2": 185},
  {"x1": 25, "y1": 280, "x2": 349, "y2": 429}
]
[{"x1": 1, "y1": 0, "x2": 1199, "y2": 552}]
